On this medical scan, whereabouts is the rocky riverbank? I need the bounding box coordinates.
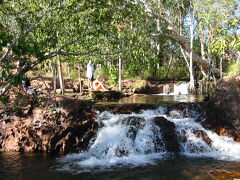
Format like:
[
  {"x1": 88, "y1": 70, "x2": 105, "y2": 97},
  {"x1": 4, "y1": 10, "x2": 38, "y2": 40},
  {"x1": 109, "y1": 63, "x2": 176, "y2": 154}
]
[
  {"x1": 0, "y1": 75, "x2": 239, "y2": 153},
  {"x1": 0, "y1": 97, "x2": 98, "y2": 153},
  {"x1": 200, "y1": 75, "x2": 240, "y2": 141}
]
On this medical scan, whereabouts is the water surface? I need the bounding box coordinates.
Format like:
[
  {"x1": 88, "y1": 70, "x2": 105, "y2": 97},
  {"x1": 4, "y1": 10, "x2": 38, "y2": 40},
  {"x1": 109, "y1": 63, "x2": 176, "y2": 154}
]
[
  {"x1": 1, "y1": 152, "x2": 240, "y2": 180},
  {"x1": 97, "y1": 94, "x2": 204, "y2": 105}
]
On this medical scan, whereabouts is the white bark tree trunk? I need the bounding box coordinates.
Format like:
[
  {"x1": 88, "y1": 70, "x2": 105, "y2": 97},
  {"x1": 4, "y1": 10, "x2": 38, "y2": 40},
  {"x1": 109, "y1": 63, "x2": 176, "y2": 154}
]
[
  {"x1": 57, "y1": 55, "x2": 65, "y2": 95},
  {"x1": 199, "y1": 23, "x2": 208, "y2": 78},
  {"x1": 52, "y1": 60, "x2": 57, "y2": 98},
  {"x1": 220, "y1": 57, "x2": 223, "y2": 79},
  {"x1": 166, "y1": 26, "x2": 220, "y2": 76},
  {"x1": 189, "y1": 5, "x2": 195, "y2": 93},
  {"x1": 118, "y1": 55, "x2": 122, "y2": 91},
  {"x1": 78, "y1": 64, "x2": 82, "y2": 93},
  {"x1": 118, "y1": 31, "x2": 122, "y2": 92}
]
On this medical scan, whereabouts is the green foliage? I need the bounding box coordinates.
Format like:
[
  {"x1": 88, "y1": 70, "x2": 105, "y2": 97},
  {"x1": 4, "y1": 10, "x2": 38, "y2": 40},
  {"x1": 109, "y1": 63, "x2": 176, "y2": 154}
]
[
  {"x1": 108, "y1": 66, "x2": 118, "y2": 87},
  {"x1": 203, "y1": 80, "x2": 217, "y2": 101},
  {"x1": 0, "y1": 95, "x2": 9, "y2": 105},
  {"x1": 226, "y1": 62, "x2": 240, "y2": 77},
  {"x1": 0, "y1": 0, "x2": 239, "y2": 98}
]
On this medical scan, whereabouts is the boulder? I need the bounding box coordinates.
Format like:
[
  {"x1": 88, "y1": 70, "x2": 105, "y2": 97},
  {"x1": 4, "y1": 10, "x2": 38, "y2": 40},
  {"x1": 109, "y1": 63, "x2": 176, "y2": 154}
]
[
  {"x1": 154, "y1": 116, "x2": 179, "y2": 152},
  {"x1": 121, "y1": 116, "x2": 146, "y2": 140}
]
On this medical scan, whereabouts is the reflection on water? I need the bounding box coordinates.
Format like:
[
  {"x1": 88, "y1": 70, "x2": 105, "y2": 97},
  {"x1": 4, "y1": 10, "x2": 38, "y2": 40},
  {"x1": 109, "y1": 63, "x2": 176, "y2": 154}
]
[
  {"x1": 117, "y1": 94, "x2": 203, "y2": 104},
  {"x1": 1, "y1": 152, "x2": 240, "y2": 180},
  {"x1": 0, "y1": 152, "x2": 54, "y2": 180}
]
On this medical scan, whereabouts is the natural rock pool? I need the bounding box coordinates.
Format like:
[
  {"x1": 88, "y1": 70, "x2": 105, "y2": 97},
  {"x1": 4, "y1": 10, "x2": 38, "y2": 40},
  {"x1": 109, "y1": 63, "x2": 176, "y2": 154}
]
[
  {"x1": 1, "y1": 94, "x2": 239, "y2": 180},
  {"x1": 101, "y1": 94, "x2": 204, "y2": 104},
  {"x1": 1, "y1": 151, "x2": 240, "y2": 179}
]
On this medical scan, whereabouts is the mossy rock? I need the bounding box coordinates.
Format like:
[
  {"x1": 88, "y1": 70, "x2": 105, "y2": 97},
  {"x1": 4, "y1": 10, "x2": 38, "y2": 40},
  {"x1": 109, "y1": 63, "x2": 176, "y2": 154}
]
[{"x1": 89, "y1": 91, "x2": 123, "y2": 100}]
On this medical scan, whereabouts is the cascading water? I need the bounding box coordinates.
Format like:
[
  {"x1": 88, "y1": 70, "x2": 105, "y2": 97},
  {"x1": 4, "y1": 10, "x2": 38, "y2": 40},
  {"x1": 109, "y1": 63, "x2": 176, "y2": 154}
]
[
  {"x1": 161, "y1": 82, "x2": 189, "y2": 95},
  {"x1": 172, "y1": 82, "x2": 189, "y2": 95},
  {"x1": 57, "y1": 107, "x2": 240, "y2": 174}
]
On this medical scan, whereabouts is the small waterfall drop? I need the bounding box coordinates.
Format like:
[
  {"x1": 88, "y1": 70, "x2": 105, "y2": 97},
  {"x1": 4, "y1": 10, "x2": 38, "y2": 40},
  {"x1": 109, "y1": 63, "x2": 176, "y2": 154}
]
[
  {"x1": 57, "y1": 107, "x2": 240, "y2": 173},
  {"x1": 161, "y1": 82, "x2": 189, "y2": 95},
  {"x1": 163, "y1": 84, "x2": 171, "y2": 94},
  {"x1": 172, "y1": 82, "x2": 189, "y2": 95}
]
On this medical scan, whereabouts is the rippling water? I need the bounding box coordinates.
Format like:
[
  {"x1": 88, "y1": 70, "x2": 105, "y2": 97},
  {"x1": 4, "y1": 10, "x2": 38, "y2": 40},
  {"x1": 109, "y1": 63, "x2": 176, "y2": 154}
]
[{"x1": 1, "y1": 152, "x2": 240, "y2": 180}]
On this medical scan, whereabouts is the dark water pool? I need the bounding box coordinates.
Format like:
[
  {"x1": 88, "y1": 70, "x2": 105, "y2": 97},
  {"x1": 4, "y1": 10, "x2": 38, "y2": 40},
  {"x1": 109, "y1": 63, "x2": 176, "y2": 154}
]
[{"x1": 1, "y1": 152, "x2": 240, "y2": 180}]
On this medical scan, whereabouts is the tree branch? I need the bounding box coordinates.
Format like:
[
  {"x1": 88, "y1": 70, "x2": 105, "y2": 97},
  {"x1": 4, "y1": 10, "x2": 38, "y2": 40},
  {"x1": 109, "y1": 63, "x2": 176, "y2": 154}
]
[{"x1": 146, "y1": 9, "x2": 221, "y2": 76}]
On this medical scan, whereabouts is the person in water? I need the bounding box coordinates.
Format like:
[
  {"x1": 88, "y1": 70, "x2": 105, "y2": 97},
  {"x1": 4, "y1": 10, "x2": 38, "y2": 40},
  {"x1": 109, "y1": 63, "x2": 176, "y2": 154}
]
[
  {"x1": 92, "y1": 76, "x2": 108, "y2": 91},
  {"x1": 86, "y1": 60, "x2": 95, "y2": 90}
]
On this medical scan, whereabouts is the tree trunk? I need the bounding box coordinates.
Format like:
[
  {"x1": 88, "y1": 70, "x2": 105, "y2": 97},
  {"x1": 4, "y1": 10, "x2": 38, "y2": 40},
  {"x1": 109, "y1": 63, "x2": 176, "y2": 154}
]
[
  {"x1": 57, "y1": 55, "x2": 65, "y2": 95},
  {"x1": 199, "y1": 23, "x2": 208, "y2": 78},
  {"x1": 165, "y1": 54, "x2": 173, "y2": 78},
  {"x1": 220, "y1": 57, "x2": 223, "y2": 79},
  {"x1": 118, "y1": 32, "x2": 122, "y2": 92},
  {"x1": 78, "y1": 64, "x2": 82, "y2": 93},
  {"x1": 52, "y1": 60, "x2": 57, "y2": 98},
  {"x1": 189, "y1": 5, "x2": 195, "y2": 93},
  {"x1": 166, "y1": 26, "x2": 220, "y2": 77},
  {"x1": 118, "y1": 55, "x2": 122, "y2": 91}
]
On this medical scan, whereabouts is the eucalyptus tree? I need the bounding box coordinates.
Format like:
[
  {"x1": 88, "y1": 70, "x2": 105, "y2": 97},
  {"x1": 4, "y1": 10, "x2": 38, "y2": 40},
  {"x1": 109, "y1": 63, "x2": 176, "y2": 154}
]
[
  {"x1": 193, "y1": 0, "x2": 240, "y2": 78},
  {"x1": 0, "y1": 0, "x2": 140, "y2": 101}
]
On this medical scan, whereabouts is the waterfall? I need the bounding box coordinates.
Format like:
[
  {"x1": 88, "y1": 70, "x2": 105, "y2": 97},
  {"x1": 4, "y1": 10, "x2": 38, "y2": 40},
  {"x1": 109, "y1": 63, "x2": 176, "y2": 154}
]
[
  {"x1": 163, "y1": 84, "x2": 171, "y2": 94},
  {"x1": 172, "y1": 82, "x2": 189, "y2": 95},
  {"x1": 161, "y1": 82, "x2": 189, "y2": 95},
  {"x1": 57, "y1": 107, "x2": 240, "y2": 173}
]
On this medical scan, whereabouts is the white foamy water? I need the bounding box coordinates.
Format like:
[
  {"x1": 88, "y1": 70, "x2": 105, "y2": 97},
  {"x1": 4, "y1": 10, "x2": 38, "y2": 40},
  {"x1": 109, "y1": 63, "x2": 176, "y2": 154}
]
[
  {"x1": 57, "y1": 107, "x2": 240, "y2": 173},
  {"x1": 160, "y1": 82, "x2": 189, "y2": 95},
  {"x1": 172, "y1": 82, "x2": 189, "y2": 95}
]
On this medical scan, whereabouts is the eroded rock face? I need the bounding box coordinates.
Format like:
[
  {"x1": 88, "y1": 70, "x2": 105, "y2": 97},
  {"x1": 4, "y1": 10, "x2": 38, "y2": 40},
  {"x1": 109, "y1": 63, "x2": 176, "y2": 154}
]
[
  {"x1": 0, "y1": 98, "x2": 98, "y2": 154},
  {"x1": 154, "y1": 116, "x2": 179, "y2": 152}
]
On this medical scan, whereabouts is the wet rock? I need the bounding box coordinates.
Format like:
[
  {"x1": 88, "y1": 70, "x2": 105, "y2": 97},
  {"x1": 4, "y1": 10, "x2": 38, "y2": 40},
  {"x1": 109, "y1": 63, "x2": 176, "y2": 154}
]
[
  {"x1": 115, "y1": 146, "x2": 129, "y2": 157},
  {"x1": 192, "y1": 130, "x2": 212, "y2": 146},
  {"x1": 93, "y1": 103, "x2": 159, "y2": 114},
  {"x1": 121, "y1": 116, "x2": 146, "y2": 129},
  {"x1": 176, "y1": 130, "x2": 187, "y2": 143},
  {"x1": 166, "y1": 103, "x2": 204, "y2": 118},
  {"x1": 214, "y1": 127, "x2": 240, "y2": 142},
  {"x1": 176, "y1": 129, "x2": 212, "y2": 153},
  {"x1": 154, "y1": 116, "x2": 179, "y2": 152},
  {"x1": 121, "y1": 116, "x2": 146, "y2": 140}
]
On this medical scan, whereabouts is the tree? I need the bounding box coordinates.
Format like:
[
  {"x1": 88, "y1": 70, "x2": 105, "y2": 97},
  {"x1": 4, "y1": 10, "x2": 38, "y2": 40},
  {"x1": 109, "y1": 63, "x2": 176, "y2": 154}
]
[{"x1": 0, "y1": 0, "x2": 139, "y2": 99}]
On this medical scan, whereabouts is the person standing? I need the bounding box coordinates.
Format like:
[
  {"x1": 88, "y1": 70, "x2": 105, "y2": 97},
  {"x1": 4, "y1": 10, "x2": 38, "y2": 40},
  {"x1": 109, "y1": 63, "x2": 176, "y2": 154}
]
[{"x1": 86, "y1": 60, "x2": 95, "y2": 89}]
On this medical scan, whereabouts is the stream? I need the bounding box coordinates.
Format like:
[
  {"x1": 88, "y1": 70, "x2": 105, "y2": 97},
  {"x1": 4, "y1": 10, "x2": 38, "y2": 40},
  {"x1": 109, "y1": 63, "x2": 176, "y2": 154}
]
[{"x1": 0, "y1": 94, "x2": 240, "y2": 180}]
